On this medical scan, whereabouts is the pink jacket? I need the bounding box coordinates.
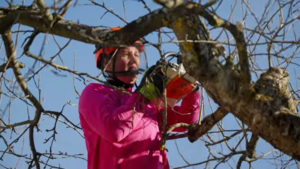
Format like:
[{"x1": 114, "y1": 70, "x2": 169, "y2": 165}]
[{"x1": 78, "y1": 83, "x2": 200, "y2": 169}]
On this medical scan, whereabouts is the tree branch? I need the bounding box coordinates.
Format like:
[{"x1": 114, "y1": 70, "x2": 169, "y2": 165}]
[
  {"x1": 187, "y1": 107, "x2": 229, "y2": 142},
  {"x1": 2, "y1": 30, "x2": 43, "y2": 169},
  {"x1": 246, "y1": 134, "x2": 259, "y2": 158},
  {"x1": 34, "y1": 0, "x2": 52, "y2": 21},
  {"x1": 0, "y1": 119, "x2": 31, "y2": 129},
  {"x1": 0, "y1": 61, "x2": 25, "y2": 72}
]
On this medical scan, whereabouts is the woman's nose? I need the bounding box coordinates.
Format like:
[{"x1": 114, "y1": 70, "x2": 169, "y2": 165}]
[{"x1": 129, "y1": 53, "x2": 138, "y2": 64}]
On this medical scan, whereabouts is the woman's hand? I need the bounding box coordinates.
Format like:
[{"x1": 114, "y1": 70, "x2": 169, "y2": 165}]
[{"x1": 135, "y1": 65, "x2": 165, "y2": 101}]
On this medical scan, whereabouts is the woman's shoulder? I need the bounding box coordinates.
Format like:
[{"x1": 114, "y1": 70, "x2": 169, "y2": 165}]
[
  {"x1": 80, "y1": 83, "x2": 133, "y2": 102},
  {"x1": 82, "y1": 83, "x2": 112, "y2": 93},
  {"x1": 79, "y1": 83, "x2": 128, "y2": 108},
  {"x1": 79, "y1": 83, "x2": 110, "y2": 99}
]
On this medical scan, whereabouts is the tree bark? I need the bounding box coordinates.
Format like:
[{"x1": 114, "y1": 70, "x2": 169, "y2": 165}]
[
  {"x1": 0, "y1": 2, "x2": 299, "y2": 159},
  {"x1": 164, "y1": 4, "x2": 300, "y2": 160}
]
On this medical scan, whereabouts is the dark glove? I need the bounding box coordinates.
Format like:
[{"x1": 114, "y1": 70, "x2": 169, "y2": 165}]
[{"x1": 135, "y1": 65, "x2": 165, "y2": 101}]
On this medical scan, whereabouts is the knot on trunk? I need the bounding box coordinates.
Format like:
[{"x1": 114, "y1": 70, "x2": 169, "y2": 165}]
[{"x1": 254, "y1": 67, "x2": 297, "y2": 114}]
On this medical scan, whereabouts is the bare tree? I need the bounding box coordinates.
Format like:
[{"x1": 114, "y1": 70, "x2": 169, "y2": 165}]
[{"x1": 0, "y1": 0, "x2": 299, "y2": 168}]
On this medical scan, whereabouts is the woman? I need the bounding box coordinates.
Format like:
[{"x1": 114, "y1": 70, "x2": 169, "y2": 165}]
[{"x1": 78, "y1": 27, "x2": 200, "y2": 169}]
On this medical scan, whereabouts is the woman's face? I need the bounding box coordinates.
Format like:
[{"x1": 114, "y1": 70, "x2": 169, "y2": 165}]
[{"x1": 105, "y1": 46, "x2": 140, "y2": 85}]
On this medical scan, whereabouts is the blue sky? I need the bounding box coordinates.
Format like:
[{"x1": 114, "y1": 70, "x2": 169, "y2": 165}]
[{"x1": 1, "y1": 0, "x2": 299, "y2": 169}]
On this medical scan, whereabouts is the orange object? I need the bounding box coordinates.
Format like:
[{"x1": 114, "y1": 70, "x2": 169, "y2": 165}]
[
  {"x1": 163, "y1": 61, "x2": 198, "y2": 107},
  {"x1": 166, "y1": 74, "x2": 195, "y2": 99}
]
